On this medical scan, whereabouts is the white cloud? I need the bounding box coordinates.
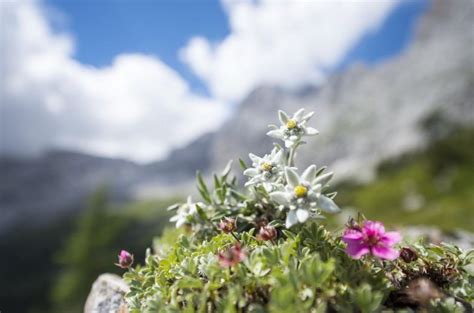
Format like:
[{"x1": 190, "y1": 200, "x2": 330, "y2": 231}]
[
  {"x1": 181, "y1": 0, "x2": 399, "y2": 103},
  {"x1": 0, "y1": 0, "x2": 399, "y2": 162},
  {"x1": 0, "y1": 0, "x2": 228, "y2": 162}
]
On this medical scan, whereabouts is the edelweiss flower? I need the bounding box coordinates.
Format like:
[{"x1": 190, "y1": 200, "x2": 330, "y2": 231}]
[
  {"x1": 169, "y1": 196, "x2": 203, "y2": 228},
  {"x1": 270, "y1": 166, "x2": 341, "y2": 228},
  {"x1": 342, "y1": 221, "x2": 401, "y2": 260},
  {"x1": 267, "y1": 109, "x2": 319, "y2": 148},
  {"x1": 243, "y1": 148, "x2": 285, "y2": 187}
]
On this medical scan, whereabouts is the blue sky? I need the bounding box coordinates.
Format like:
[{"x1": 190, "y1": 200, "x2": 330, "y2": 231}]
[
  {"x1": 46, "y1": 0, "x2": 231, "y2": 94},
  {"x1": 47, "y1": 0, "x2": 428, "y2": 95}
]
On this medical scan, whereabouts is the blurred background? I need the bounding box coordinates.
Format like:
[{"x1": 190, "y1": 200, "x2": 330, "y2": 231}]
[{"x1": 0, "y1": 0, "x2": 473, "y2": 312}]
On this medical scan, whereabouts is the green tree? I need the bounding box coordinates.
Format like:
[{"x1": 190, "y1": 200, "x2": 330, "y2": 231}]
[{"x1": 50, "y1": 188, "x2": 126, "y2": 312}]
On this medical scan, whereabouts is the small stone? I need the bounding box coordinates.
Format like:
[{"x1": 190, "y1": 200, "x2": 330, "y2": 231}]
[{"x1": 84, "y1": 273, "x2": 129, "y2": 313}]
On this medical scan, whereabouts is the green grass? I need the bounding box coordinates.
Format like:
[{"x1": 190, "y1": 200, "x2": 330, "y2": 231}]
[{"x1": 334, "y1": 127, "x2": 474, "y2": 232}]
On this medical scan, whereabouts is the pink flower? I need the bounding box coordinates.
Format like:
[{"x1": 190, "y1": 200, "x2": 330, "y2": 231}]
[
  {"x1": 217, "y1": 243, "x2": 246, "y2": 268},
  {"x1": 342, "y1": 221, "x2": 401, "y2": 260},
  {"x1": 115, "y1": 250, "x2": 134, "y2": 269}
]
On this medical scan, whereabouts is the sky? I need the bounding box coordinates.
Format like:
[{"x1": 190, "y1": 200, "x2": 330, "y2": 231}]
[{"x1": 0, "y1": 0, "x2": 428, "y2": 162}]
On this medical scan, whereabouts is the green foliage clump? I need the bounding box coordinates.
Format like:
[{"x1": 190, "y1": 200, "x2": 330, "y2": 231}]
[
  {"x1": 124, "y1": 224, "x2": 473, "y2": 312},
  {"x1": 123, "y1": 109, "x2": 473, "y2": 312}
]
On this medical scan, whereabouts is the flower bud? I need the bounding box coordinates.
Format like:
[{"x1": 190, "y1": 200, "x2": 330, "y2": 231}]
[
  {"x1": 218, "y1": 217, "x2": 236, "y2": 233},
  {"x1": 217, "y1": 243, "x2": 246, "y2": 268},
  {"x1": 258, "y1": 225, "x2": 278, "y2": 241},
  {"x1": 400, "y1": 247, "x2": 418, "y2": 263},
  {"x1": 116, "y1": 250, "x2": 134, "y2": 269}
]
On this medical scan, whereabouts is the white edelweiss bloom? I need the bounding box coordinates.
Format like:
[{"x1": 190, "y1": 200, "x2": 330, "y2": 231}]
[
  {"x1": 169, "y1": 196, "x2": 203, "y2": 228},
  {"x1": 266, "y1": 109, "x2": 319, "y2": 148},
  {"x1": 243, "y1": 148, "x2": 285, "y2": 188},
  {"x1": 269, "y1": 166, "x2": 341, "y2": 228}
]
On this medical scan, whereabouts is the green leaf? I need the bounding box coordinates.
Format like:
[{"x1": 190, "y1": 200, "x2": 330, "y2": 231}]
[
  {"x1": 195, "y1": 204, "x2": 209, "y2": 222},
  {"x1": 282, "y1": 230, "x2": 296, "y2": 240},
  {"x1": 239, "y1": 158, "x2": 248, "y2": 170},
  {"x1": 213, "y1": 174, "x2": 221, "y2": 190},
  {"x1": 175, "y1": 277, "x2": 203, "y2": 289},
  {"x1": 221, "y1": 160, "x2": 233, "y2": 179}
]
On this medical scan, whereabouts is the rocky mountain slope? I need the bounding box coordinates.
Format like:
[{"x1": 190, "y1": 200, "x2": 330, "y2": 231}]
[
  {"x1": 208, "y1": 0, "x2": 473, "y2": 182},
  {"x1": 0, "y1": 151, "x2": 143, "y2": 234}
]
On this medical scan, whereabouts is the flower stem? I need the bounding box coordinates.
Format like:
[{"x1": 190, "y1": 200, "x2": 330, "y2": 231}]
[
  {"x1": 230, "y1": 231, "x2": 240, "y2": 243},
  {"x1": 288, "y1": 147, "x2": 296, "y2": 167}
]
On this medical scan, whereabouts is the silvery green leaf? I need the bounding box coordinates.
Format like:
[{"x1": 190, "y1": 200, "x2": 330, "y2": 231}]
[
  {"x1": 284, "y1": 140, "x2": 294, "y2": 148},
  {"x1": 248, "y1": 153, "x2": 261, "y2": 164},
  {"x1": 315, "y1": 166, "x2": 327, "y2": 177},
  {"x1": 278, "y1": 110, "x2": 289, "y2": 125},
  {"x1": 270, "y1": 191, "x2": 290, "y2": 205},
  {"x1": 285, "y1": 167, "x2": 300, "y2": 187},
  {"x1": 267, "y1": 129, "x2": 284, "y2": 139},
  {"x1": 221, "y1": 160, "x2": 233, "y2": 178},
  {"x1": 293, "y1": 108, "x2": 305, "y2": 121},
  {"x1": 296, "y1": 209, "x2": 309, "y2": 223},
  {"x1": 302, "y1": 111, "x2": 315, "y2": 121},
  {"x1": 272, "y1": 148, "x2": 284, "y2": 163},
  {"x1": 313, "y1": 172, "x2": 333, "y2": 186},
  {"x1": 278, "y1": 110, "x2": 289, "y2": 124},
  {"x1": 286, "y1": 210, "x2": 298, "y2": 228},
  {"x1": 273, "y1": 142, "x2": 284, "y2": 150},
  {"x1": 244, "y1": 177, "x2": 257, "y2": 187},
  {"x1": 243, "y1": 168, "x2": 258, "y2": 177},
  {"x1": 306, "y1": 127, "x2": 319, "y2": 135},
  {"x1": 167, "y1": 203, "x2": 180, "y2": 211},
  {"x1": 301, "y1": 165, "x2": 317, "y2": 182},
  {"x1": 318, "y1": 195, "x2": 341, "y2": 213}
]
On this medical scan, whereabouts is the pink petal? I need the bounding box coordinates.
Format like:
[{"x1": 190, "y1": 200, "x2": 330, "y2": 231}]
[
  {"x1": 381, "y1": 231, "x2": 402, "y2": 246},
  {"x1": 363, "y1": 221, "x2": 385, "y2": 237},
  {"x1": 345, "y1": 242, "x2": 370, "y2": 259},
  {"x1": 371, "y1": 246, "x2": 399, "y2": 260},
  {"x1": 342, "y1": 229, "x2": 363, "y2": 241}
]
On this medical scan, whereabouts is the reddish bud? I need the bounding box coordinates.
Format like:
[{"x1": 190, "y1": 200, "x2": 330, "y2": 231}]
[
  {"x1": 257, "y1": 225, "x2": 278, "y2": 241},
  {"x1": 115, "y1": 250, "x2": 134, "y2": 269},
  {"x1": 218, "y1": 217, "x2": 236, "y2": 233},
  {"x1": 400, "y1": 247, "x2": 418, "y2": 263}
]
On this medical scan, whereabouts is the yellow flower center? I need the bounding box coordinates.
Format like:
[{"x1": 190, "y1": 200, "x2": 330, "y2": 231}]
[
  {"x1": 294, "y1": 185, "x2": 308, "y2": 198},
  {"x1": 261, "y1": 162, "x2": 273, "y2": 171},
  {"x1": 286, "y1": 119, "x2": 297, "y2": 129}
]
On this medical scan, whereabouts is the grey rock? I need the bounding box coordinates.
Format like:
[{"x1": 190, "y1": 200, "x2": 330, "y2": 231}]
[
  {"x1": 402, "y1": 226, "x2": 474, "y2": 251},
  {"x1": 84, "y1": 273, "x2": 129, "y2": 313}
]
